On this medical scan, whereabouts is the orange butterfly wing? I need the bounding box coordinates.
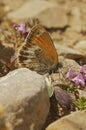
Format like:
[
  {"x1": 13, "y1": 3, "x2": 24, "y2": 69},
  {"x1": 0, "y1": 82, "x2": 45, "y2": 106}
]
[
  {"x1": 17, "y1": 21, "x2": 58, "y2": 74},
  {"x1": 26, "y1": 24, "x2": 58, "y2": 63}
]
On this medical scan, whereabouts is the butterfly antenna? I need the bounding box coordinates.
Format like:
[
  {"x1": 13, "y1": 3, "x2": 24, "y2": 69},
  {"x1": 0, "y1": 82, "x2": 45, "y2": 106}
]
[{"x1": 33, "y1": 18, "x2": 40, "y2": 25}]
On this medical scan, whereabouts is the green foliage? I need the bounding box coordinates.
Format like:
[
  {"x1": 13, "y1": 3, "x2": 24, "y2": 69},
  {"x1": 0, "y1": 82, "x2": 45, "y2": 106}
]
[
  {"x1": 48, "y1": 85, "x2": 54, "y2": 98},
  {"x1": 67, "y1": 85, "x2": 77, "y2": 93},
  {"x1": 74, "y1": 97, "x2": 86, "y2": 110},
  {"x1": 45, "y1": 77, "x2": 54, "y2": 97},
  {"x1": 56, "y1": 83, "x2": 70, "y2": 90},
  {"x1": 56, "y1": 83, "x2": 77, "y2": 93}
]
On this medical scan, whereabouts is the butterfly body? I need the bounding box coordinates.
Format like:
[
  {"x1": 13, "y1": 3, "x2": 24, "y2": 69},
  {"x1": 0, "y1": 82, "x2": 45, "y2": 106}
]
[{"x1": 17, "y1": 19, "x2": 58, "y2": 74}]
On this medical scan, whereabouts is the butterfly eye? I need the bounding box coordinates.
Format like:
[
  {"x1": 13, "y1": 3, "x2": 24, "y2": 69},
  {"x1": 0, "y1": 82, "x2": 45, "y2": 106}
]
[
  {"x1": 35, "y1": 48, "x2": 41, "y2": 54},
  {"x1": 35, "y1": 30, "x2": 41, "y2": 36},
  {"x1": 37, "y1": 31, "x2": 40, "y2": 35}
]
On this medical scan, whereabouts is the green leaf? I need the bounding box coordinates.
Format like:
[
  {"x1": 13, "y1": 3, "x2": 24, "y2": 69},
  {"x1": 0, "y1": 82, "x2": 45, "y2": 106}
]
[
  {"x1": 74, "y1": 97, "x2": 86, "y2": 110},
  {"x1": 45, "y1": 76, "x2": 54, "y2": 97}
]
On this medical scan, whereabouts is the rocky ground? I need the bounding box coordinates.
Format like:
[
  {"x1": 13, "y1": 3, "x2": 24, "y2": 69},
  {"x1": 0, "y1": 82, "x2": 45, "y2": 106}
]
[{"x1": 0, "y1": 0, "x2": 86, "y2": 130}]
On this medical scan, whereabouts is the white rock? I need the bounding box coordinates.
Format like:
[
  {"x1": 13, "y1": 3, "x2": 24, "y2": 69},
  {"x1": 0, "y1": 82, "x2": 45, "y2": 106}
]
[{"x1": 0, "y1": 68, "x2": 50, "y2": 130}]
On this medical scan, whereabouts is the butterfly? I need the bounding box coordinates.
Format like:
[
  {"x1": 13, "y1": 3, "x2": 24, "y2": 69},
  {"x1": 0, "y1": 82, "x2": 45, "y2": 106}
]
[{"x1": 16, "y1": 18, "x2": 58, "y2": 74}]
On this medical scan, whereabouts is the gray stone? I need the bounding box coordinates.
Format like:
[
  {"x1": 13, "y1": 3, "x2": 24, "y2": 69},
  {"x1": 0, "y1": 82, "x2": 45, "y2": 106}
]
[
  {"x1": 0, "y1": 68, "x2": 50, "y2": 130},
  {"x1": 46, "y1": 110, "x2": 86, "y2": 130}
]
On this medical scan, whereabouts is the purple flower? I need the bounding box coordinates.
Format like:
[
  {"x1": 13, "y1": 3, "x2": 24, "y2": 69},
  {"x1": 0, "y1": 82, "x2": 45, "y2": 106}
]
[
  {"x1": 71, "y1": 73, "x2": 85, "y2": 87},
  {"x1": 80, "y1": 65, "x2": 86, "y2": 74},
  {"x1": 13, "y1": 23, "x2": 28, "y2": 34},
  {"x1": 66, "y1": 68, "x2": 76, "y2": 79},
  {"x1": 83, "y1": 74, "x2": 86, "y2": 81}
]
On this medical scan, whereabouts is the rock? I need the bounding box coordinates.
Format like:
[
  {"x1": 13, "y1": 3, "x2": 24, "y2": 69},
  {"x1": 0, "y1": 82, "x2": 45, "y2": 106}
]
[
  {"x1": 59, "y1": 57, "x2": 80, "y2": 72},
  {"x1": 58, "y1": 28, "x2": 83, "y2": 46},
  {"x1": 55, "y1": 43, "x2": 84, "y2": 60},
  {"x1": 37, "y1": 7, "x2": 68, "y2": 28},
  {"x1": 0, "y1": 43, "x2": 15, "y2": 63},
  {"x1": 54, "y1": 87, "x2": 72, "y2": 109},
  {"x1": 0, "y1": 106, "x2": 12, "y2": 130},
  {"x1": 46, "y1": 110, "x2": 86, "y2": 130},
  {"x1": 69, "y1": 7, "x2": 82, "y2": 32},
  {"x1": 7, "y1": 0, "x2": 56, "y2": 22},
  {"x1": 0, "y1": 2, "x2": 6, "y2": 20},
  {"x1": 68, "y1": 5, "x2": 86, "y2": 32},
  {"x1": 0, "y1": 68, "x2": 50, "y2": 130},
  {"x1": 74, "y1": 40, "x2": 86, "y2": 55},
  {"x1": 3, "y1": 0, "x2": 28, "y2": 11}
]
